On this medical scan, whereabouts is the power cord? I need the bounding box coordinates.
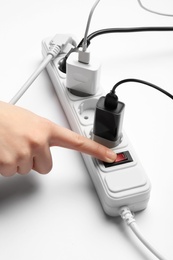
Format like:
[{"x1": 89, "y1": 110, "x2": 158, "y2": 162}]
[
  {"x1": 9, "y1": 54, "x2": 54, "y2": 105},
  {"x1": 9, "y1": 35, "x2": 74, "y2": 105},
  {"x1": 82, "y1": 0, "x2": 100, "y2": 52},
  {"x1": 105, "y1": 78, "x2": 173, "y2": 109},
  {"x1": 79, "y1": 0, "x2": 100, "y2": 64},
  {"x1": 59, "y1": 26, "x2": 173, "y2": 73},
  {"x1": 112, "y1": 78, "x2": 173, "y2": 99},
  {"x1": 84, "y1": 26, "x2": 173, "y2": 45},
  {"x1": 120, "y1": 207, "x2": 167, "y2": 260},
  {"x1": 137, "y1": 0, "x2": 173, "y2": 17}
]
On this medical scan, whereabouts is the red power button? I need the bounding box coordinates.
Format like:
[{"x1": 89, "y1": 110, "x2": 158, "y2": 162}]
[
  {"x1": 103, "y1": 151, "x2": 133, "y2": 168},
  {"x1": 115, "y1": 152, "x2": 127, "y2": 162}
]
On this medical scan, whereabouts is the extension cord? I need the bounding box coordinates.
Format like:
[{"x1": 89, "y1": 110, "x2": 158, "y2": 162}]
[{"x1": 42, "y1": 35, "x2": 151, "y2": 217}]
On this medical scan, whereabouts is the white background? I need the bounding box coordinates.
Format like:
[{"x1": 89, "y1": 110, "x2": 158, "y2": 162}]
[{"x1": 0, "y1": 0, "x2": 173, "y2": 259}]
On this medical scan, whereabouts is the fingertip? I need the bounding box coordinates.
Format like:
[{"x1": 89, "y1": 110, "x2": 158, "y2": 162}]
[{"x1": 104, "y1": 149, "x2": 117, "y2": 163}]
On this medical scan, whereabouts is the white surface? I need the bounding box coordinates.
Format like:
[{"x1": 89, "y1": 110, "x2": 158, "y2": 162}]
[{"x1": 0, "y1": 0, "x2": 173, "y2": 259}]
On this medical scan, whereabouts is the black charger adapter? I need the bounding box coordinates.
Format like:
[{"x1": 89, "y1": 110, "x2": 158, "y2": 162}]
[{"x1": 92, "y1": 92, "x2": 125, "y2": 148}]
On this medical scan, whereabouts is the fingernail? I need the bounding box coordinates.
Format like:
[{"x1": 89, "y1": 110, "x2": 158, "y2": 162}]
[{"x1": 105, "y1": 150, "x2": 117, "y2": 163}]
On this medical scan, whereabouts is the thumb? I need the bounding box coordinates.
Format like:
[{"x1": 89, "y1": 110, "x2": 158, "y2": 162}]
[{"x1": 49, "y1": 123, "x2": 116, "y2": 163}]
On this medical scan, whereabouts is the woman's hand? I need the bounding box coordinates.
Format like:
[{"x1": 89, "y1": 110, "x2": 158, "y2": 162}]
[{"x1": 0, "y1": 101, "x2": 116, "y2": 176}]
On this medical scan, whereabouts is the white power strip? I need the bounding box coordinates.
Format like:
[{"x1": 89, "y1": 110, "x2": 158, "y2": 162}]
[{"x1": 42, "y1": 35, "x2": 151, "y2": 217}]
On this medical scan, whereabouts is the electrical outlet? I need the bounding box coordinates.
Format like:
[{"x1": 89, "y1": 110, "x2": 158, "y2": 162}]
[
  {"x1": 42, "y1": 35, "x2": 151, "y2": 217},
  {"x1": 74, "y1": 98, "x2": 98, "y2": 126}
]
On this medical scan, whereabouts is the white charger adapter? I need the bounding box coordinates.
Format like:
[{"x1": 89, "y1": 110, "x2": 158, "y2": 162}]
[{"x1": 66, "y1": 48, "x2": 101, "y2": 96}]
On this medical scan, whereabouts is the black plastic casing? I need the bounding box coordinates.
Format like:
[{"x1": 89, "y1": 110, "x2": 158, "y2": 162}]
[{"x1": 93, "y1": 96, "x2": 125, "y2": 147}]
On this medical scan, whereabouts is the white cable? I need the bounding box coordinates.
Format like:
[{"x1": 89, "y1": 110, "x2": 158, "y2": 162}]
[
  {"x1": 9, "y1": 34, "x2": 74, "y2": 105},
  {"x1": 120, "y1": 207, "x2": 167, "y2": 260},
  {"x1": 82, "y1": 0, "x2": 101, "y2": 51},
  {"x1": 137, "y1": 0, "x2": 173, "y2": 17},
  {"x1": 9, "y1": 54, "x2": 53, "y2": 105}
]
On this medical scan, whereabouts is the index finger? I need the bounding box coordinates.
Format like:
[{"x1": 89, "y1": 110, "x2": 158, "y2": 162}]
[{"x1": 49, "y1": 123, "x2": 116, "y2": 163}]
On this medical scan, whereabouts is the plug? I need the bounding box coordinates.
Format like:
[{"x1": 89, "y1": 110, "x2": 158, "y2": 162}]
[
  {"x1": 92, "y1": 92, "x2": 125, "y2": 148},
  {"x1": 66, "y1": 48, "x2": 101, "y2": 96},
  {"x1": 48, "y1": 34, "x2": 76, "y2": 57}
]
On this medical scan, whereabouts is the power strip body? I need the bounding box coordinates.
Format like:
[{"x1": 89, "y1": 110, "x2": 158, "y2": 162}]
[{"x1": 42, "y1": 35, "x2": 151, "y2": 217}]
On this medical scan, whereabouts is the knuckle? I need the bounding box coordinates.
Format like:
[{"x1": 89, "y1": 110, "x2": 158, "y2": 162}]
[
  {"x1": 0, "y1": 157, "x2": 16, "y2": 176},
  {"x1": 73, "y1": 134, "x2": 85, "y2": 149},
  {"x1": 0, "y1": 157, "x2": 14, "y2": 168},
  {"x1": 17, "y1": 148, "x2": 31, "y2": 162},
  {"x1": 30, "y1": 135, "x2": 44, "y2": 150},
  {"x1": 28, "y1": 119, "x2": 51, "y2": 151},
  {"x1": 35, "y1": 161, "x2": 53, "y2": 175}
]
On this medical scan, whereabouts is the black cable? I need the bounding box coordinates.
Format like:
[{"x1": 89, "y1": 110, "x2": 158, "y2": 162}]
[
  {"x1": 78, "y1": 26, "x2": 173, "y2": 47},
  {"x1": 59, "y1": 26, "x2": 173, "y2": 73},
  {"x1": 111, "y1": 78, "x2": 173, "y2": 100}
]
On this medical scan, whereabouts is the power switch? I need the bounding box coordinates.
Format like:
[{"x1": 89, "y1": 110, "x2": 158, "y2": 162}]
[
  {"x1": 116, "y1": 153, "x2": 127, "y2": 162},
  {"x1": 103, "y1": 151, "x2": 133, "y2": 168}
]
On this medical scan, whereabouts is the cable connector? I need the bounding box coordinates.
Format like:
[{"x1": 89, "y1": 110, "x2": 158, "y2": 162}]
[
  {"x1": 105, "y1": 91, "x2": 119, "y2": 109},
  {"x1": 78, "y1": 47, "x2": 90, "y2": 64},
  {"x1": 48, "y1": 34, "x2": 77, "y2": 59},
  {"x1": 119, "y1": 207, "x2": 136, "y2": 225}
]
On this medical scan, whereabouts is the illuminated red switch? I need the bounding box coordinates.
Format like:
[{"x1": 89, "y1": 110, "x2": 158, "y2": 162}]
[
  {"x1": 103, "y1": 151, "x2": 133, "y2": 168},
  {"x1": 115, "y1": 152, "x2": 127, "y2": 162}
]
